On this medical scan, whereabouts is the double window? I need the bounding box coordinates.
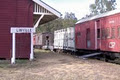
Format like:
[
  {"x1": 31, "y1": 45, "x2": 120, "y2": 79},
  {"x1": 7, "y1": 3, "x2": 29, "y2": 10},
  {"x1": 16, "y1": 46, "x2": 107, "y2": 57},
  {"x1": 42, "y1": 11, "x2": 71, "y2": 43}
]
[
  {"x1": 101, "y1": 28, "x2": 113, "y2": 39},
  {"x1": 101, "y1": 28, "x2": 110, "y2": 39},
  {"x1": 101, "y1": 27, "x2": 116, "y2": 39}
]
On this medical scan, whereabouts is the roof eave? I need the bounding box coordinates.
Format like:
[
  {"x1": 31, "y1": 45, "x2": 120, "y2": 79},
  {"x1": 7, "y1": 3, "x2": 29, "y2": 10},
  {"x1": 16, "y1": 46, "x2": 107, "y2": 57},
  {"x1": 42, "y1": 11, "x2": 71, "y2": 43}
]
[
  {"x1": 32, "y1": 0, "x2": 62, "y2": 18},
  {"x1": 76, "y1": 9, "x2": 120, "y2": 24}
]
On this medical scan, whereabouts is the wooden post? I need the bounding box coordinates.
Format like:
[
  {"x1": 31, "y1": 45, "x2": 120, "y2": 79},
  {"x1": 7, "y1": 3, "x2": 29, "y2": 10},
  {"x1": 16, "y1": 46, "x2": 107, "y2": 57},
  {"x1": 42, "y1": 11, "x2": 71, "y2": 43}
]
[
  {"x1": 30, "y1": 33, "x2": 34, "y2": 61},
  {"x1": 11, "y1": 33, "x2": 16, "y2": 64},
  {"x1": 95, "y1": 21, "x2": 97, "y2": 49}
]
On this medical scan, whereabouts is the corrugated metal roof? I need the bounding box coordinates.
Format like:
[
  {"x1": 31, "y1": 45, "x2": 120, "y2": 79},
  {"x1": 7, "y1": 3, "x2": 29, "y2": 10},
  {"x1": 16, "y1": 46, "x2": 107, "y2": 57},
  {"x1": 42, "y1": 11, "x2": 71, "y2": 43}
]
[{"x1": 76, "y1": 9, "x2": 120, "y2": 24}]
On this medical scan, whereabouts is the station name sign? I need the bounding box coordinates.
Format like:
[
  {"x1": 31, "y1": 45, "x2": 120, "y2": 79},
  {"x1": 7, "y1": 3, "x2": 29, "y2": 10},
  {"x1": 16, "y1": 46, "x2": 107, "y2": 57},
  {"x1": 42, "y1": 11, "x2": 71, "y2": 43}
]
[{"x1": 11, "y1": 27, "x2": 35, "y2": 33}]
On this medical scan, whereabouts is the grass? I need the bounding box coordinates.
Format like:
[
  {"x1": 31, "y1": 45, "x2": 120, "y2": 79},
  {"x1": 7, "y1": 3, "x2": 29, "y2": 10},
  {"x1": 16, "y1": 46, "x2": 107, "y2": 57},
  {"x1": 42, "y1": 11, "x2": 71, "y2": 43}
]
[
  {"x1": 0, "y1": 59, "x2": 29, "y2": 68},
  {"x1": 16, "y1": 59, "x2": 29, "y2": 64},
  {"x1": 0, "y1": 60, "x2": 10, "y2": 68},
  {"x1": 34, "y1": 49, "x2": 51, "y2": 53},
  {"x1": 0, "y1": 49, "x2": 51, "y2": 68}
]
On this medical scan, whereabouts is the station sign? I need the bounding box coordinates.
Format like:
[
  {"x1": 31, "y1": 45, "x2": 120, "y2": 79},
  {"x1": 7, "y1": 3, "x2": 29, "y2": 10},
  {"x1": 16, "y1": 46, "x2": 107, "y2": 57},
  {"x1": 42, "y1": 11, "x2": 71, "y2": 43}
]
[{"x1": 11, "y1": 27, "x2": 35, "y2": 33}]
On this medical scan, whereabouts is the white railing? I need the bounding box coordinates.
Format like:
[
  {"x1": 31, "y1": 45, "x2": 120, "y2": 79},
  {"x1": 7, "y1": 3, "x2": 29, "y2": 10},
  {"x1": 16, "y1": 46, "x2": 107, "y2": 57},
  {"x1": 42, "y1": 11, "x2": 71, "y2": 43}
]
[{"x1": 33, "y1": 3, "x2": 52, "y2": 15}]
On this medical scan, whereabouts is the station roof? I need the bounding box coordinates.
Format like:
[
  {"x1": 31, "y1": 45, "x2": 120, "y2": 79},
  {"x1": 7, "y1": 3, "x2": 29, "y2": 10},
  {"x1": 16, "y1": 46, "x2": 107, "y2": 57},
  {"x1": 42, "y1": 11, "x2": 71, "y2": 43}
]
[{"x1": 32, "y1": 0, "x2": 62, "y2": 26}]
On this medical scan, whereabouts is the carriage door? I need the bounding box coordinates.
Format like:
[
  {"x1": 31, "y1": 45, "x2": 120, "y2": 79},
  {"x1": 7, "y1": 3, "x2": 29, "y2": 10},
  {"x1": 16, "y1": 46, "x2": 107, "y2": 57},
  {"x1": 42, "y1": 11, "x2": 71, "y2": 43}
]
[
  {"x1": 46, "y1": 36, "x2": 49, "y2": 49},
  {"x1": 96, "y1": 20, "x2": 101, "y2": 49},
  {"x1": 86, "y1": 28, "x2": 91, "y2": 48}
]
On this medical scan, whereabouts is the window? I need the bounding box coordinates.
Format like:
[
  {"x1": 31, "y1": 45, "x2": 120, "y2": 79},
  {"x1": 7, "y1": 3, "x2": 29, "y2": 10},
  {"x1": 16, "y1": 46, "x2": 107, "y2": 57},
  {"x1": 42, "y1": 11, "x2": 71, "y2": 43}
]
[
  {"x1": 77, "y1": 32, "x2": 81, "y2": 36},
  {"x1": 101, "y1": 28, "x2": 110, "y2": 39},
  {"x1": 46, "y1": 36, "x2": 49, "y2": 40},
  {"x1": 118, "y1": 27, "x2": 120, "y2": 38},
  {"x1": 101, "y1": 28, "x2": 106, "y2": 39},
  {"x1": 97, "y1": 29, "x2": 100, "y2": 38},
  {"x1": 86, "y1": 28, "x2": 90, "y2": 40},
  {"x1": 111, "y1": 28, "x2": 115, "y2": 39},
  {"x1": 105, "y1": 28, "x2": 110, "y2": 38},
  {"x1": 96, "y1": 20, "x2": 100, "y2": 27}
]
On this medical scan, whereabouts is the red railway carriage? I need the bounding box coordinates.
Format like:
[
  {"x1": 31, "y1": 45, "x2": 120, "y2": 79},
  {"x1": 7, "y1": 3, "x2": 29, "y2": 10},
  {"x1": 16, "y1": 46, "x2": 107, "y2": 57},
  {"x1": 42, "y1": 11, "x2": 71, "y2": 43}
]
[
  {"x1": 33, "y1": 34, "x2": 37, "y2": 46},
  {"x1": 75, "y1": 10, "x2": 120, "y2": 57},
  {"x1": 33, "y1": 32, "x2": 54, "y2": 49}
]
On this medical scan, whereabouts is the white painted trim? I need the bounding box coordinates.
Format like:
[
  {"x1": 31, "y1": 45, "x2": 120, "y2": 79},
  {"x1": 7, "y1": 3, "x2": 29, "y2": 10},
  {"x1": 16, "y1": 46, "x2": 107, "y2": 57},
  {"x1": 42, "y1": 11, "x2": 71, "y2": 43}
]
[
  {"x1": 76, "y1": 9, "x2": 120, "y2": 24},
  {"x1": 30, "y1": 33, "x2": 34, "y2": 61},
  {"x1": 11, "y1": 27, "x2": 35, "y2": 33},
  {"x1": 95, "y1": 21, "x2": 97, "y2": 49},
  {"x1": 10, "y1": 27, "x2": 35, "y2": 64},
  {"x1": 33, "y1": 12, "x2": 53, "y2": 15},
  {"x1": 34, "y1": 2, "x2": 36, "y2": 12},
  {"x1": 11, "y1": 33, "x2": 16, "y2": 64},
  {"x1": 32, "y1": 0, "x2": 61, "y2": 17},
  {"x1": 34, "y1": 14, "x2": 44, "y2": 28},
  {"x1": 34, "y1": 3, "x2": 51, "y2": 14}
]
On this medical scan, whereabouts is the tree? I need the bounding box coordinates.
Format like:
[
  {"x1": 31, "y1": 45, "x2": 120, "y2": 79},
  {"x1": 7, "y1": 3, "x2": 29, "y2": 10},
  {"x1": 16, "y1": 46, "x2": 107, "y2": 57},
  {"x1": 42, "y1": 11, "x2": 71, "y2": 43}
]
[
  {"x1": 36, "y1": 18, "x2": 63, "y2": 33},
  {"x1": 64, "y1": 12, "x2": 77, "y2": 20},
  {"x1": 36, "y1": 12, "x2": 77, "y2": 33},
  {"x1": 90, "y1": 0, "x2": 116, "y2": 15}
]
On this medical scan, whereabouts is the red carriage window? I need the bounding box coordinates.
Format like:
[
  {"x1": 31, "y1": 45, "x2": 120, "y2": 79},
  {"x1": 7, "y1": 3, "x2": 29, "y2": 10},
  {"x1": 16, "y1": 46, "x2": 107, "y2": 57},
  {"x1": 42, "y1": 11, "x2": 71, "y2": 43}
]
[
  {"x1": 86, "y1": 28, "x2": 90, "y2": 40},
  {"x1": 97, "y1": 29, "x2": 100, "y2": 38},
  {"x1": 101, "y1": 28, "x2": 106, "y2": 39},
  {"x1": 96, "y1": 20, "x2": 100, "y2": 27},
  {"x1": 106, "y1": 28, "x2": 110, "y2": 39},
  {"x1": 77, "y1": 32, "x2": 81, "y2": 36},
  {"x1": 101, "y1": 28, "x2": 110, "y2": 39},
  {"x1": 111, "y1": 28, "x2": 115, "y2": 39},
  {"x1": 118, "y1": 27, "x2": 120, "y2": 38}
]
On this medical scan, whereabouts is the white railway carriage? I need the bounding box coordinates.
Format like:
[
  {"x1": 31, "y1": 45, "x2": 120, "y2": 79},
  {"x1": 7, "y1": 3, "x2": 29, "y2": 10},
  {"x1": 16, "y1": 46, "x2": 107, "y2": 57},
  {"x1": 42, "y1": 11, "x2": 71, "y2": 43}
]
[
  {"x1": 54, "y1": 27, "x2": 75, "y2": 51},
  {"x1": 67, "y1": 27, "x2": 75, "y2": 51}
]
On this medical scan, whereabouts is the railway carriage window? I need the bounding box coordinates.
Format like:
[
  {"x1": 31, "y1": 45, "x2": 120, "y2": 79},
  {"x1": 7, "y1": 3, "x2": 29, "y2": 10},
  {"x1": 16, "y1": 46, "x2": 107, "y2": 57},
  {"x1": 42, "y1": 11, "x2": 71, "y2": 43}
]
[
  {"x1": 118, "y1": 27, "x2": 120, "y2": 38},
  {"x1": 86, "y1": 28, "x2": 90, "y2": 40},
  {"x1": 111, "y1": 28, "x2": 115, "y2": 39},
  {"x1": 77, "y1": 32, "x2": 81, "y2": 36},
  {"x1": 65, "y1": 29, "x2": 67, "y2": 31},
  {"x1": 97, "y1": 29, "x2": 100, "y2": 38},
  {"x1": 96, "y1": 20, "x2": 100, "y2": 27},
  {"x1": 102, "y1": 28, "x2": 110, "y2": 39},
  {"x1": 102, "y1": 29, "x2": 106, "y2": 39},
  {"x1": 38, "y1": 36, "x2": 40, "y2": 41},
  {"x1": 106, "y1": 28, "x2": 110, "y2": 38}
]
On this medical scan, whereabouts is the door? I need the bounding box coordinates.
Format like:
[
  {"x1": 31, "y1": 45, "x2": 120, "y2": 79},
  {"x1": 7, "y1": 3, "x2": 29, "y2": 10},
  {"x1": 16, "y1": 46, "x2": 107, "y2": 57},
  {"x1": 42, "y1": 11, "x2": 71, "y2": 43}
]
[
  {"x1": 16, "y1": 33, "x2": 30, "y2": 58},
  {"x1": 86, "y1": 28, "x2": 91, "y2": 48},
  {"x1": 46, "y1": 36, "x2": 49, "y2": 49},
  {"x1": 96, "y1": 20, "x2": 101, "y2": 49}
]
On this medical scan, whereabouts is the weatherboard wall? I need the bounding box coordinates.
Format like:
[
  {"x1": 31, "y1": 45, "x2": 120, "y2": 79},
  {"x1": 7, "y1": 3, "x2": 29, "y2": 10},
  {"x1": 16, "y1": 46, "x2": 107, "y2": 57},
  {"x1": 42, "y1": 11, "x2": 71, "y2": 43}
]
[{"x1": 0, "y1": 0, "x2": 33, "y2": 59}]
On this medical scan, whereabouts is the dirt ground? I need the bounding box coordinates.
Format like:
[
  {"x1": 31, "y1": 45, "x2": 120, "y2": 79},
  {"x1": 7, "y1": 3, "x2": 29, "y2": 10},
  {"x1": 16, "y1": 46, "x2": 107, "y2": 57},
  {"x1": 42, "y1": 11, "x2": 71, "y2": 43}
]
[{"x1": 0, "y1": 49, "x2": 120, "y2": 80}]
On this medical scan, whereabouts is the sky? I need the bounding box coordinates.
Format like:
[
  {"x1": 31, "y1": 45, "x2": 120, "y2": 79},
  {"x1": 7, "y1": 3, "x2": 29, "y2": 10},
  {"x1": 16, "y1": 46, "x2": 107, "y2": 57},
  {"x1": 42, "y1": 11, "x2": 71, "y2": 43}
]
[{"x1": 43, "y1": 0, "x2": 120, "y2": 19}]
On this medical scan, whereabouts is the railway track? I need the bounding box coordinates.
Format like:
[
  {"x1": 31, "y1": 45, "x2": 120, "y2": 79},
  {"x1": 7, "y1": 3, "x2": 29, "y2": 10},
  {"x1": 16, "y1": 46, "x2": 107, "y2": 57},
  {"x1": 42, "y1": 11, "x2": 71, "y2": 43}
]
[
  {"x1": 85, "y1": 54, "x2": 120, "y2": 65},
  {"x1": 69, "y1": 52, "x2": 120, "y2": 65}
]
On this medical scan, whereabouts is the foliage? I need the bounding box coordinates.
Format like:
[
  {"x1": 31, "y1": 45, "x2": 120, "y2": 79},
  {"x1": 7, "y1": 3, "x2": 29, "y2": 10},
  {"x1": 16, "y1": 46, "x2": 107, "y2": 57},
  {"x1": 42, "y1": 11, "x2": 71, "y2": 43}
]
[
  {"x1": 89, "y1": 0, "x2": 116, "y2": 15},
  {"x1": 36, "y1": 12, "x2": 77, "y2": 33},
  {"x1": 64, "y1": 12, "x2": 77, "y2": 20}
]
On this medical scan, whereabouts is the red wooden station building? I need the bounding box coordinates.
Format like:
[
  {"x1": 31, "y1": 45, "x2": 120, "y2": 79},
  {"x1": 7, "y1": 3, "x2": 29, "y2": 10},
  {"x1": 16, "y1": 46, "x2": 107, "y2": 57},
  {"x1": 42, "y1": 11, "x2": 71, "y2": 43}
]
[{"x1": 0, "y1": 0, "x2": 61, "y2": 63}]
